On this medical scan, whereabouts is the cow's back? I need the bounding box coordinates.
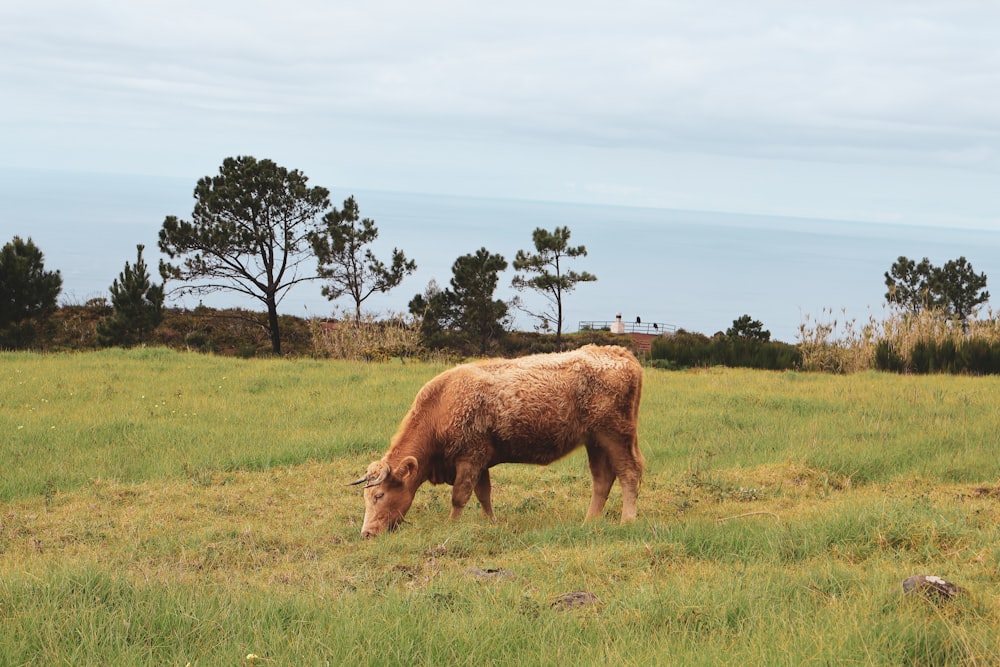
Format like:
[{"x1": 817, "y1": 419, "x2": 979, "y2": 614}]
[{"x1": 427, "y1": 345, "x2": 641, "y2": 465}]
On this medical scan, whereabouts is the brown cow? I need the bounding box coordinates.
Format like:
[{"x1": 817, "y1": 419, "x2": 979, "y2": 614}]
[{"x1": 350, "y1": 344, "x2": 644, "y2": 537}]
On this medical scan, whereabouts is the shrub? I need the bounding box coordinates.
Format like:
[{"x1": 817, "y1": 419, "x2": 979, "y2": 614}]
[
  {"x1": 650, "y1": 330, "x2": 801, "y2": 370},
  {"x1": 800, "y1": 307, "x2": 1000, "y2": 374},
  {"x1": 651, "y1": 330, "x2": 713, "y2": 368},
  {"x1": 797, "y1": 308, "x2": 875, "y2": 373},
  {"x1": 184, "y1": 330, "x2": 213, "y2": 353},
  {"x1": 498, "y1": 329, "x2": 630, "y2": 357},
  {"x1": 873, "y1": 340, "x2": 905, "y2": 373},
  {"x1": 310, "y1": 312, "x2": 423, "y2": 361}
]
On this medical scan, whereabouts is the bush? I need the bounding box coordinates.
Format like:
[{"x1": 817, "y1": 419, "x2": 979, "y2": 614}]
[
  {"x1": 310, "y1": 313, "x2": 423, "y2": 361},
  {"x1": 960, "y1": 338, "x2": 1000, "y2": 374},
  {"x1": 0, "y1": 321, "x2": 37, "y2": 350},
  {"x1": 155, "y1": 309, "x2": 313, "y2": 357},
  {"x1": 27, "y1": 306, "x2": 317, "y2": 357},
  {"x1": 650, "y1": 330, "x2": 709, "y2": 368},
  {"x1": 801, "y1": 307, "x2": 1000, "y2": 375},
  {"x1": 872, "y1": 309, "x2": 1000, "y2": 374},
  {"x1": 497, "y1": 329, "x2": 630, "y2": 357},
  {"x1": 184, "y1": 330, "x2": 213, "y2": 353},
  {"x1": 873, "y1": 341, "x2": 905, "y2": 373},
  {"x1": 797, "y1": 308, "x2": 874, "y2": 373},
  {"x1": 877, "y1": 336, "x2": 1000, "y2": 375},
  {"x1": 650, "y1": 330, "x2": 801, "y2": 370}
]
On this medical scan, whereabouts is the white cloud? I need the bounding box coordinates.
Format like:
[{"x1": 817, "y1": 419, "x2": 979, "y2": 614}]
[{"x1": 2, "y1": 0, "x2": 1000, "y2": 227}]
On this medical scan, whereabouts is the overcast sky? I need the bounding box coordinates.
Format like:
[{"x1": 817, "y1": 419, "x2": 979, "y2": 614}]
[{"x1": 3, "y1": 0, "x2": 999, "y2": 230}]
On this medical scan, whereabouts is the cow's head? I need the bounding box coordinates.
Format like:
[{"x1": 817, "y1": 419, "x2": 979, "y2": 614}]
[{"x1": 350, "y1": 456, "x2": 419, "y2": 538}]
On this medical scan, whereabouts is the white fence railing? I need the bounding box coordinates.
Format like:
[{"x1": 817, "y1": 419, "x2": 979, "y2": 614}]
[{"x1": 578, "y1": 320, "x2": 677, "y2": 335}]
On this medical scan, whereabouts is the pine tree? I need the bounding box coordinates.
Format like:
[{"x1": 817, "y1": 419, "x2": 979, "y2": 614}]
[
  {"x1": 726, "y1": 314, "x2": 771, "y2": 341},
  {"x1": 97, "y1": 245, "x2": 165, "y2": 346},
  {"x1": 159, "y1": 156, "x2": 330, "y2": 353},
  {"x1": 409, "y1": 249, "x2": 509, "y2": 354},
  {"x1": 309, "y1": 196, "x2": 416, "y2": 322},
  {"x1": 512, "y1": 226, "x2": 596, "y2": 350},
  {"x1": 449, "y1": 248, "x2": 509, "y2": 354},
  {"x1": 885, "y1": 255, "x2": 989, "y2": 324},
  {"x1": 0, "y1": 236, "x2": 62, "y2": 348}
]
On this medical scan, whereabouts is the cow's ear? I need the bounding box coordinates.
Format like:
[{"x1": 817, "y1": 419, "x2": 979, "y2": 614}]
[{"x1": 398, "y1": 456, "x2": 419, "y2": 481}]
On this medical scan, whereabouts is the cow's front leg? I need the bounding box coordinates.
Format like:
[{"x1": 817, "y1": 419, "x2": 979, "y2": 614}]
[
  {"x1": 449, "y1": 460, "x2": 481, "y2": 520},
  {"x1": 475, "y1": 468, "x2": 495, "y2": 521}
]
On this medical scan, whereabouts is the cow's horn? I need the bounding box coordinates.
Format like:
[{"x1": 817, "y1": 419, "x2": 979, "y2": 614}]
[
  {"x1": 347, "y1": 464, "x2": 390, "y2": 488},
  {"x1": 364, "y1": 465, "x2": 390, "y2": 488}
]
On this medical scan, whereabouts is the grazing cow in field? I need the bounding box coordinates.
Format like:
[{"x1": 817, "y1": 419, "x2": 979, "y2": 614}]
[{"x1": 350, "y1": 344, "x2": 645, "y2": 537}]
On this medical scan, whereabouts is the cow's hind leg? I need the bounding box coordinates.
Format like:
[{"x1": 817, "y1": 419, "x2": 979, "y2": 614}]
[
  {"x1": 475, "y1": 469, "x2": 496, "y2": 521},
  {"x1": 593, "y1": 430, "x2": 644, "y2": 523},
  {"x1": 611, "y1": 431, "x2": 644, "y2": 523},
  {"x1": 584, "y1": 441, "x2": 615, "y2": 521}
]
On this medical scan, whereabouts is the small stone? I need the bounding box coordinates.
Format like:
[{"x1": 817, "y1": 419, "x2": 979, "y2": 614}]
[
  {"x1": 465, "y1": 567, "x2": 514, "y2": 580},
  {"x1": 551, "y1": 591, "x2": 600, "y2": 610},
  {"x1": 902, "y1": 575, "x2": 963, "y2": 600},
  {"x1": 426, "y1": 543, "x2": 449, "y2": 557}
]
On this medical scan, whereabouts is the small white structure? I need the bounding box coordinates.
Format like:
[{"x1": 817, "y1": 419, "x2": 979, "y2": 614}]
[{"x1": 611, "y1": 312, "x2": 626, "y2": 335}]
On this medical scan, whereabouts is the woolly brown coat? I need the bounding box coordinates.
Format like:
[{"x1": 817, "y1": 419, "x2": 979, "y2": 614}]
[{"x1": 353, "y1": 344, "x2": 645, "y2": 537}]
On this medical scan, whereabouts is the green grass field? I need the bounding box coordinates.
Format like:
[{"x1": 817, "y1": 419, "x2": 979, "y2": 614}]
[{"x1": 2, "y1": 349, "x2": 999, "y2": 665}]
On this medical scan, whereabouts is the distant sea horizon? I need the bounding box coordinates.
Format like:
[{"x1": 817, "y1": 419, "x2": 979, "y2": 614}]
[{"x1": 2, "y1": 167, "x2": 997, "y2": 344}]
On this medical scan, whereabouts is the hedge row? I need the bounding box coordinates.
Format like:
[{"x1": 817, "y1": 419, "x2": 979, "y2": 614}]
[
  {"x1": 875, "y1": 338, "x2": 1000, "y2": 375},
  {"x1": 650, "y1": 330, "x2": 802, "y2": 371}
]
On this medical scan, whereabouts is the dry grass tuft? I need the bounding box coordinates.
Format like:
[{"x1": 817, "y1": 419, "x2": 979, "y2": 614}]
[
  {"x1": 799, "y1": 307, "x2": 1000, "y2": 373},
  {"x1": 797, "y1": 307, "x2": 876, "y2": 373},
  {"x1": 309, "y1": 311, "x2": 424, "y2": 361}
]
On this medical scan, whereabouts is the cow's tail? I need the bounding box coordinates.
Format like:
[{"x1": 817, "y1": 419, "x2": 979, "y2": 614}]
[{"x1": 631, "y1": 366, "x2": 646, "y2": 472}]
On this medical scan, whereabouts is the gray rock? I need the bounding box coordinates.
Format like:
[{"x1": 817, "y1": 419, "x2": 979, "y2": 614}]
[
  {"x1": 465, "y1": 567, "x2": 514, "y2": 580},
  {"x1": 902, "y1": 575, "x2": 963, "y2": 600},
  {"x1": 551, "y1": 591, "x2": 600, "y2": 610}
]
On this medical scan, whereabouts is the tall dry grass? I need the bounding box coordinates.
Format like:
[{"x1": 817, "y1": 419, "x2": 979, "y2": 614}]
[
  {"x1": 798, "y1": 306, "x2": 1000, "y2": 373},
  {"x1": 797, "y1": 308, "x2": 877, "y2": 373},
  {"x1": 309, "y1": 311, "x2": 424, "y2": 361}
]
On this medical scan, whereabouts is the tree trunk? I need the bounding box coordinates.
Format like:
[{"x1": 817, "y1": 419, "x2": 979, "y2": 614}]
[
  {"x1": 267, "y1": 298, "x2": 281, "y2": 354},
  {"x1": 555, "y1": 291, "x2": 564, "y2": 351}
]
